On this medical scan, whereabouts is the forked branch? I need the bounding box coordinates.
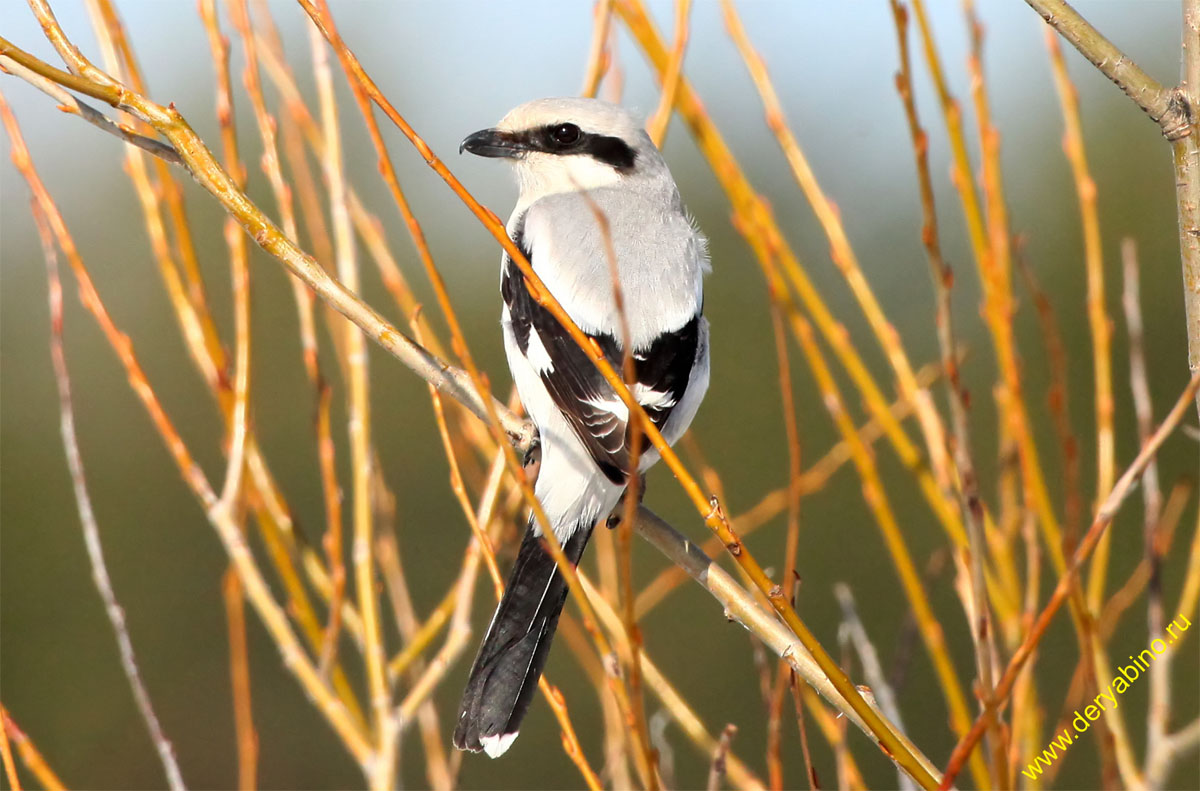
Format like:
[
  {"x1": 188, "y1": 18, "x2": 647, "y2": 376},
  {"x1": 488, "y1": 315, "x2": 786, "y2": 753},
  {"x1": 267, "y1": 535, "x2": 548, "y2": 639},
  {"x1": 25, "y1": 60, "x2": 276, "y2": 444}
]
[
  {"x1": 1023, "y1": 0, "x2": 1189, "y2": 140},
  {"x1": 1024, "y1": 0, "x2": 1200, "y2": 408}
]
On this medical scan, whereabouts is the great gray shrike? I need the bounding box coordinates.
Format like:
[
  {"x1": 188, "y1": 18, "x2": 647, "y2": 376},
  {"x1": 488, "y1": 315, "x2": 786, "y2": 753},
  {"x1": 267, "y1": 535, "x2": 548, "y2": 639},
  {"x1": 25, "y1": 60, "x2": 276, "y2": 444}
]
[{"x1": 454, "y1": 97, "x2": 710, "y2": 758}]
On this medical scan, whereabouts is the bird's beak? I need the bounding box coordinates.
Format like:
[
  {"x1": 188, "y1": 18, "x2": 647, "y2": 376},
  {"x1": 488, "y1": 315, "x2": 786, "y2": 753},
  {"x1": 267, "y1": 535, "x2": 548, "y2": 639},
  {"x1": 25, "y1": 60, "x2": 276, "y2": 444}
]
[{"x1": 459, "y1": 128, "x2": 528, "y2": 158}]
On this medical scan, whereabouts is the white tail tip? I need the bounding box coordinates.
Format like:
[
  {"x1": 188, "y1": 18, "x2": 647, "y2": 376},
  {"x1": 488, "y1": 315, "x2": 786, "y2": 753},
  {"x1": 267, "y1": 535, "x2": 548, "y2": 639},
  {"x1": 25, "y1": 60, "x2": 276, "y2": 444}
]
[{"x1": 481, "y1": 731, "x2": 519, "y2": 758}]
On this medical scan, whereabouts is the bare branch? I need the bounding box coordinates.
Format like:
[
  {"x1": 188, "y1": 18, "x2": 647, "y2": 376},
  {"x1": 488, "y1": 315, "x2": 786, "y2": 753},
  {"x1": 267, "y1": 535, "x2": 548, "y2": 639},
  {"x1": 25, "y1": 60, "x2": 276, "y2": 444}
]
[
  {"x1": 33, "y1": 149, "x2": 186, "y2": 791},
  {"x1": 940, "y1": 371, "x2": 1200, "y2": 789},
  {"x1": 836, "y1": 584, "x2": 917, "y2": 791},
  {"x1": 0, "y1": 29, "x2": 531, "y2": 448},
  {"x1": 1174, "y1": 0, "x2": 1200, "y2": 407},
  {"x1": 633, "y1": 507, "x2": 945, "y2": 787},
  {"x1": 0, "y1": 54, "x2": 180, "y2": 163},
  {"x1": 1023, "y1": 0, "x2": 1186, "y2": 138}
]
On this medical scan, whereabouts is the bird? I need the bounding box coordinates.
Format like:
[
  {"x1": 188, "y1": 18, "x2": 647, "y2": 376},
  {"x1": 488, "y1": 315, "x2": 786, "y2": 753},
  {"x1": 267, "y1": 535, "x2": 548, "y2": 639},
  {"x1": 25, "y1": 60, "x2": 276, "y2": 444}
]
[{"x1": 453, "y1": 97, "x2": 710, "y2": 758}]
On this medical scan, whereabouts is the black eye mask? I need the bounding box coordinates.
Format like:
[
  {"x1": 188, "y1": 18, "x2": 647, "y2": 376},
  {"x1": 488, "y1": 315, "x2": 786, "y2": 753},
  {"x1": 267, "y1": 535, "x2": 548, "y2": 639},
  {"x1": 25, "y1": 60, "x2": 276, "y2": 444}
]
[{"x1": 460, "y1": 124, "x2": 638, "y2": 174}]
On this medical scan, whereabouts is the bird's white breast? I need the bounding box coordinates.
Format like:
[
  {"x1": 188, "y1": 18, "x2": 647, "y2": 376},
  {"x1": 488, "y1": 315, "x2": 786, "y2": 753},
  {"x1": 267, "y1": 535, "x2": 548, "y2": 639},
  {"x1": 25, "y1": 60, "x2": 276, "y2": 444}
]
[{"x1": 516, "y1": 185, "x2": 707, "y2": 347}]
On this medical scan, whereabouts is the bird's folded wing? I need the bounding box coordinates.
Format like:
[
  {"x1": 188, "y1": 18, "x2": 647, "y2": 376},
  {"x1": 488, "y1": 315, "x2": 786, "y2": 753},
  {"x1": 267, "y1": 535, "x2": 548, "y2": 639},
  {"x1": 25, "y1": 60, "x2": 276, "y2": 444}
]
[{"x1": 502, "y1": 257, "x2": 700, "y2": 485}]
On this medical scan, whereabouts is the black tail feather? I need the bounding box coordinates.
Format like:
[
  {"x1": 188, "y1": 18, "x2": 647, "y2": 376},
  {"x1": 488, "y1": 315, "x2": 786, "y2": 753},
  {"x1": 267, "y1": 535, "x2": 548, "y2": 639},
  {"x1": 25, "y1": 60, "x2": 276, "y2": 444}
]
[{"x1": 453, "y1": 520, "x2": 593, "y2": 756}]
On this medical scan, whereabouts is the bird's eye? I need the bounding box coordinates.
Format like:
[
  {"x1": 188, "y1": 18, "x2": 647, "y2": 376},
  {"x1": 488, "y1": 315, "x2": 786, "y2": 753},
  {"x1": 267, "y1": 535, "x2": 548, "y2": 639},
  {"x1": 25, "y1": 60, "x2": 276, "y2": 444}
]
[{"x1": 549, "y1": 123, "x2": 582, "y2": 147}]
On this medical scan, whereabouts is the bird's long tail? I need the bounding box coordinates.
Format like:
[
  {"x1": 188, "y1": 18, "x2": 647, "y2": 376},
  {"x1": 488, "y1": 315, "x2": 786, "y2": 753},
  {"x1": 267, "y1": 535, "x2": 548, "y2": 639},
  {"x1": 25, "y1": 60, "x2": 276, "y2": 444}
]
[{"x1": 453, "y1": 518, "x2": 593, "y2": 757}]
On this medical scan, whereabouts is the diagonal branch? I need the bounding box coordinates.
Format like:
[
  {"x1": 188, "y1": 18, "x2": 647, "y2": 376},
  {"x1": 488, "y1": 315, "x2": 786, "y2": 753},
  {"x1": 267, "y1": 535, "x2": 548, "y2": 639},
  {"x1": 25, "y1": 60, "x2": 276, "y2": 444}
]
[
  {"x1": 0, "y1": 32, "x2": 531, "y2": 448},
  {"x1": 1024, "y1": 0, "x2": 1200, "y2": 416},
  {"x1": 939, "y1": 371, "x2": 1200, "y2": 789},
  {"x1": 0, "y1": 54, "x2": 180, "y2": 163},
  {"x1": 5, "y1": 6, "x2": 945, "y2": 785},
  {"x1": 632, "y1": 507, "x2": 945, "y2": 786},
  {"x1": 1022, "y1": 0, "x2": 1187, "y2": 139},
  {"x1": 294, "y1": 3, "x2": 939, "y2": 784}
]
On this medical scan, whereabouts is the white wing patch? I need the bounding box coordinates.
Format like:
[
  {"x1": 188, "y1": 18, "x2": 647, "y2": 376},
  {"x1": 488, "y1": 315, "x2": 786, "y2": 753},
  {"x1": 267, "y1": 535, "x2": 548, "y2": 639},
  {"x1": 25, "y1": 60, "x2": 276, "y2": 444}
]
[
  {"x1": 584, "y1": 386, "x2": 676, "y2": 418},
  {"x1": 633, "y1": 383, "x2": 677, "y2": 411},
  {"x1": 524, "y1": 326, "x2": 554, "y2": 373},
  {"x1": 584, "y1": 395, "x2": 627, "y2": 422}
]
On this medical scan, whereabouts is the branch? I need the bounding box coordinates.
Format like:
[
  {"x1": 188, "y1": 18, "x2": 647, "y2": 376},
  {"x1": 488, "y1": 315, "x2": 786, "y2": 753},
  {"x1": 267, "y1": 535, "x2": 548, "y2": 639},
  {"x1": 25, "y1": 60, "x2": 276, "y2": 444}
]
[
  {"x1": 35, "y1": 204, "x2": 185, "y2": 790},
  {"x1": 0, "y1": 707, "x2": 64, "y2": 791},
  {"x1": 0, "y1": 33, "x2": 127, "y2": 109},
  {"x1": 939, "y1": 371, "x2": 1200, "y2": 789},
  {"x1": 835, "y1": 584, "x2": 918, "y2": 791},
  {"x1": 0, "y1": 32, "x2": 532, "y2": 449},
  {"x1": 1023, "y1": 0, "x2": 1189, "y2": 139},
  {"x1": 297, "y1": 4, "x2": 940, "y2": 784},
  {"x1": 1175, "y1": 0, "x2": 1200, "y2": 402},
  {"x1": 633, "y1": 507, "x2": 946, "y2": 787},
  {"x1": 0, "y1": 54, "x2": 180, "y2": 163},
  {"x1": 7, "y1": 8, "x2": 940, "y2": 785},
  {"x1": 1026, "y1": 0, "x2": 1200, "y2": 410}
]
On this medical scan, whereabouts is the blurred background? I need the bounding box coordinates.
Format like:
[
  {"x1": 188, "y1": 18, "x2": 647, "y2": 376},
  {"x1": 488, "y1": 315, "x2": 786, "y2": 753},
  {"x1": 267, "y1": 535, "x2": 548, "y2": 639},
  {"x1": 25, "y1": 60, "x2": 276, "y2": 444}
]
[{"x1": 2, "y1": 1, "x2": 1196, "y2": 789}]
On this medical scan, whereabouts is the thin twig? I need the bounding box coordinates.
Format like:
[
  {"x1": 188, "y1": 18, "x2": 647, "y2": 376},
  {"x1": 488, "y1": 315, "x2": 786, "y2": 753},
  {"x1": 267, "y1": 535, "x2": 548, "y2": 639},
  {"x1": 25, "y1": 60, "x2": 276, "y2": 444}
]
[
  {"x1": 204, "y1": 0, "x2": 252, "y2": 517},
  {"x1": 578, "y1": 573, "x2": 766, "y2": 791},
  {"x1": 33, "y1": 200, "x2": 186, "y2": 791},
  {"x1": 0, "y1": 706, "x2": 64, "y2": 791},
  {"x1": 222, "y1": 571, "x2": 258, "y2": 791},
  {"x1": 765, "y1": 287, "x2": 802, "y2": 791},
  {"x1": 104, "y1": 0, "x2": 226, "y2": 390},
  {"x1": 1, "y1": 86, "x2": 375, "y2": 771},
  {"x1": 198, "y1": 10, "x2": 262, "y2": 786},
  {"x1": 645, "y1": 0, "x2": 690, "y2": 146},
  {"x1": 1046, "y1": 24, "x2": 1143, "y2": 789},
  {"x1": 939, "y1": 372, "x2": 1200, "y2": 788},
  {"x1": 1145, "y1": 506, "x2": 1200, "y2": 785},
  {"x1": 1015, "y1": 239, "x2": 1084, "y2": 550},
  {"x1": 1045, "y1": 26, "x2": 1115, "y2": 613},
  {"x1": 890, "y1": 7, "x2": 1006, "y2": 785},
  {"x1": 308, "y1": 24, "x2": 393, "y2": 790},
  {"x1": 633, "y1": 507, "x2": 944, "y2": 786},
  {"x1": 789, "y1": 671, "x2": 821, "y2": 790},
  {"x1": 580, "y1": 0, "x2": 615, "y2": 98},
  {"x1": 0, "y1": 55, "x2": 180, "y2": 162},
  {"x1": 1122, "y1": 236, "x2": 1172, "y2": 789},
  {"x1": 1023, "y1": 0, "x2": 1185, "y2": 137},
  {"x1": 0, "y1": 711, "x2": 17, "y2": 791},
  {"x1": 706, "y1": 724, "x2": 737, "y2": 791},
  {"x1": 835, "y1": 584, "x2": 916, "y2": 791}
]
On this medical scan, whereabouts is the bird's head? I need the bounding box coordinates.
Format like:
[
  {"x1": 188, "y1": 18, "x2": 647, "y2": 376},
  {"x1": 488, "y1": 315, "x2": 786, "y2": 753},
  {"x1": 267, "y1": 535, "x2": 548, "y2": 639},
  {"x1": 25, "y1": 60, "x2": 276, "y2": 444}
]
[{"x1": 460, "y1": 97, "x2": 667, "y2": 204}]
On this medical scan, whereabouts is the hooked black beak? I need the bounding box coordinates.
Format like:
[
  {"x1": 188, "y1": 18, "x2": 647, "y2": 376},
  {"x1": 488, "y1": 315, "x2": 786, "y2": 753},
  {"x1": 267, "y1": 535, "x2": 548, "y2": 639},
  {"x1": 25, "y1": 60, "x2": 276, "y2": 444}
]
[{"x1": 459, "y1": 128, "x2": 528, "y2": 158}]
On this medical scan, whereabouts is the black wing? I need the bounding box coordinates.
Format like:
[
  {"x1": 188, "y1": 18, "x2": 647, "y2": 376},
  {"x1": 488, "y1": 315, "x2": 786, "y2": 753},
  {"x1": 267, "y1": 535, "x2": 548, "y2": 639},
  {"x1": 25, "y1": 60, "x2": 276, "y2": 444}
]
[{"x1": 502, "y1": 237, "x2": 699, "y2": 485}]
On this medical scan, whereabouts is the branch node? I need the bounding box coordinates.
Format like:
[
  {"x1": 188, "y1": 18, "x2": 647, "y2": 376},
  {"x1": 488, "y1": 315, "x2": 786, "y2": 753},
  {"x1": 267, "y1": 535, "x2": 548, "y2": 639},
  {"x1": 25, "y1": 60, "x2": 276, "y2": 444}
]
[{"x1": 1161, "y1": 88, "x2": 1194, "y2": 142}]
